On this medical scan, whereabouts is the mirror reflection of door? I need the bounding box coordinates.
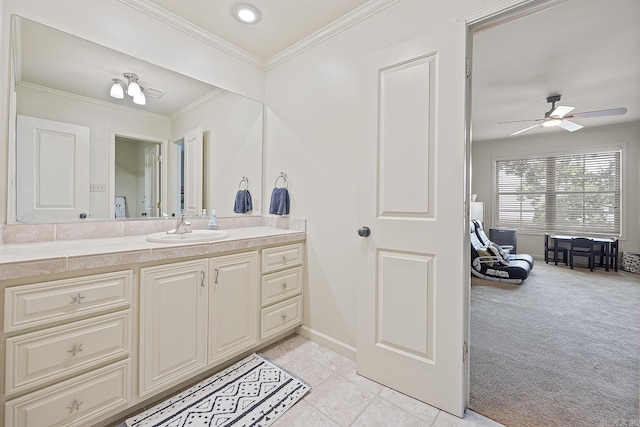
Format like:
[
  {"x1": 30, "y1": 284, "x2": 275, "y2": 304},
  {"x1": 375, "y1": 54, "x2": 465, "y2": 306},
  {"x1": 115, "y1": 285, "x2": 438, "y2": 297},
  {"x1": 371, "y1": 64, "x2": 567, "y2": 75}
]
[
  {"x1": 174, "y1": 126, "x2": 203, "y2": 216},
  {"x1": 115, "y1": 136, "x2": 161, "y2": 218},
  {"x1": 16, "y1": 115, "x2": 90, "y2": 222}
]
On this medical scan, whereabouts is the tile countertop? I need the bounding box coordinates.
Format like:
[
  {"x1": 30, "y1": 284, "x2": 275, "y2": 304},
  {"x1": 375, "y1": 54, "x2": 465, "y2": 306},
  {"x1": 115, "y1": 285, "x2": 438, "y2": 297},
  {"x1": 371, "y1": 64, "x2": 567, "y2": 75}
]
[{"x1": 0, "y1": 227, "x2": 306, "y2": 281}]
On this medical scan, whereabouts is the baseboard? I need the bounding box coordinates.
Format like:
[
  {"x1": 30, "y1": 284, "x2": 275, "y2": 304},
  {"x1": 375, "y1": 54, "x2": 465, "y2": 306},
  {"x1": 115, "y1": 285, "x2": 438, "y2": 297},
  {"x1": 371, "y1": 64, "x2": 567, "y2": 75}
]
[{"x1": 296, "y1": 325, "x2": 356, "y2": 360}]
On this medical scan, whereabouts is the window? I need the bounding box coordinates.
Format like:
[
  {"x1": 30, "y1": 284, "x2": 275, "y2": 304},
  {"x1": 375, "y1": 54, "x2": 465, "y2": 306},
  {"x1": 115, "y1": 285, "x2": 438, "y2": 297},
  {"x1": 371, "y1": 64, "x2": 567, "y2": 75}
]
[{"x1": 495, "y1": 149, "x2": 621, "y2": 236}]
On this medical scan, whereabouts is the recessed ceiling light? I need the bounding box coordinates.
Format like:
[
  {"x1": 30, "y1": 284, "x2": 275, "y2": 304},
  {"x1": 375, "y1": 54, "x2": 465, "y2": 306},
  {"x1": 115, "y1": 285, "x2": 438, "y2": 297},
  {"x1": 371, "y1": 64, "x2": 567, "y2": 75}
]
[{"x1": 232, "y1": 4, "x2": 262, "y2": 24}]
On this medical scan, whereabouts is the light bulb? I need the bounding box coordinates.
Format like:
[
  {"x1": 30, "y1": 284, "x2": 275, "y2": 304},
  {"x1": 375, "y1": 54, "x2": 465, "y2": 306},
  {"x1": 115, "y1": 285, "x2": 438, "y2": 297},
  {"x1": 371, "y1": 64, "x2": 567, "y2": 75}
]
[
  {"x1": 110, "y1": 80, "x2": 124, "y2": 99},
  {"x1": 542, "y1": 118, "x2": 563, "y2": 128}
]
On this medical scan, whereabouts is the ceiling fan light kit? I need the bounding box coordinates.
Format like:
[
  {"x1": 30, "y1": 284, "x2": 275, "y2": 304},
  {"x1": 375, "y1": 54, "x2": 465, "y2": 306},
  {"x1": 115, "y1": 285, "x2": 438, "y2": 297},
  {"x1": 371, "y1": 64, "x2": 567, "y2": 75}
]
[{"x1": 503, "y1": 94, "x2": 627, "y2": 136}]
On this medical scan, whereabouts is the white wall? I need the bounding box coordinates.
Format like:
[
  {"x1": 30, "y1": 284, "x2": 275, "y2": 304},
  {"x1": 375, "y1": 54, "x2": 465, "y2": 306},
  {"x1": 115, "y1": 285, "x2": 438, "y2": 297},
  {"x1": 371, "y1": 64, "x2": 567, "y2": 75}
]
[
  {"x1": 472, "y1": 121, "x2": 640, "y2": 258},
  {"x1": 171, "y1": 91, "x2": 263, "y2": 217}
]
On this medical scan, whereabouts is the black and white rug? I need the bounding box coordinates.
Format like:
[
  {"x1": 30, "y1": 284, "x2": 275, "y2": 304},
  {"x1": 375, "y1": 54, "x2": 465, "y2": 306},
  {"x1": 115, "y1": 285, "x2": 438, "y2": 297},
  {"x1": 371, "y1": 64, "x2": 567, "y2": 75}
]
[{"x1": 125, "y1": 353, "x2": 311, "y2": 427}]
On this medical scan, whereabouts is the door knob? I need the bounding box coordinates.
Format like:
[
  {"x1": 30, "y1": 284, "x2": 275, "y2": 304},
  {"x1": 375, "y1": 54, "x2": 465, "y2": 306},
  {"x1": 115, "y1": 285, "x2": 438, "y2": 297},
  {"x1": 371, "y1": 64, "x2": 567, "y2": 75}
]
[{"x1": 357, "y1": 226, "x2": 371, "y2": 237}]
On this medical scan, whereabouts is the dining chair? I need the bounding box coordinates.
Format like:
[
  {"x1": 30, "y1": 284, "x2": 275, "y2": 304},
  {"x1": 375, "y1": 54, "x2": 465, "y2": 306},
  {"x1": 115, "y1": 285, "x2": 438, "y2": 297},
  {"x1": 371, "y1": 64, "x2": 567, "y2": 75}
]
[
  {"x1": 608, "y1": 238, "x2": 619, "y2": 271},
  {"x1": 570, "y1": 237, "x2": 595, "y2": 271},
  {"x1": 544, "y1": 233, "x2": 567, "y2": 265}
]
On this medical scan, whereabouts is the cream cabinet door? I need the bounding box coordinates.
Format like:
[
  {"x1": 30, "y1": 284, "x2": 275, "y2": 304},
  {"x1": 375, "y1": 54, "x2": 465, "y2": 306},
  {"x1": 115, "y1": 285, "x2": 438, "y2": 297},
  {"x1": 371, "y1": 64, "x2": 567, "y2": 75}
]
[
  {"x1": 208, "y1": 252, "x2": 258, "y2": 365},
  {"x1": 139, "y1": 260, "x2": 208, "y2": 397}
]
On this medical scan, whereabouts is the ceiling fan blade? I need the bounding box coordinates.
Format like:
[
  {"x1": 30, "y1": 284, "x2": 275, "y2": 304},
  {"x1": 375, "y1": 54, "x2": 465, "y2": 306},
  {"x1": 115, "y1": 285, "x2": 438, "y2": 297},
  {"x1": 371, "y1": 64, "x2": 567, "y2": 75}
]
[
  {"x1": 511, "y1": 123, "x2": 541, "y2": 136},
  {"x1": 559, "y1": 120, "x2": 583, "y2": 132},
  {"x1": 498, "y1": 119, "x2": 543, "y2": 124},
  {"x1": 550, "y1": 105, "x2": 574, "y2": 118},
  {"x1": 567, "y1": 107, "x2": 627, "y2": 119}
]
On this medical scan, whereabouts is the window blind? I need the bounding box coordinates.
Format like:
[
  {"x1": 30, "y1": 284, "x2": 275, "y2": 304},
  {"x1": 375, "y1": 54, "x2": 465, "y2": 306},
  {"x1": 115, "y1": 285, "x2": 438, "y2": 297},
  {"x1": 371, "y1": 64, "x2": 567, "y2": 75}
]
[{"x1": 495, "y1": 149, "x2": 621, "y2": 236}]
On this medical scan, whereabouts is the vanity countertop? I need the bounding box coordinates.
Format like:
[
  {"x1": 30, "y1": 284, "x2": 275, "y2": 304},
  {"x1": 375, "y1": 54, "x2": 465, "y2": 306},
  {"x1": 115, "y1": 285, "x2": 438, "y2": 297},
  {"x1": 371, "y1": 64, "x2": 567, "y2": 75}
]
[{"x1": 0, "y1": 227, "x2": 305, "y2": 281}]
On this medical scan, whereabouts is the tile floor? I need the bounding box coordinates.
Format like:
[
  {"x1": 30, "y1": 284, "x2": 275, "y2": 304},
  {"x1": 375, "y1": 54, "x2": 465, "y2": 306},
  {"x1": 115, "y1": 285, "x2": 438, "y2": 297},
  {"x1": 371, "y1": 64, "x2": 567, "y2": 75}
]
[{"x1": 262, "y1": 334, "x2": 503, "y2": 427}]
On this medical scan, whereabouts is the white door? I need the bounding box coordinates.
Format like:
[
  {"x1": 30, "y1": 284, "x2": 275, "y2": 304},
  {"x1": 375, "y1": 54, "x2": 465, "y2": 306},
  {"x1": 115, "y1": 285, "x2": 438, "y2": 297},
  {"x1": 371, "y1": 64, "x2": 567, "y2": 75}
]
[
  {"x1": 144, "y1": 144, "x2": 160, "y2": 217},
  {"x1": 356, "y1": 32, "x2": 467, "y2": 416},
  {"x1": 182, "y1": 126, "x2": 203, "y2": 216},
  {"x1": 16, "y1": 115, "x2": 90, "y2": 222}
]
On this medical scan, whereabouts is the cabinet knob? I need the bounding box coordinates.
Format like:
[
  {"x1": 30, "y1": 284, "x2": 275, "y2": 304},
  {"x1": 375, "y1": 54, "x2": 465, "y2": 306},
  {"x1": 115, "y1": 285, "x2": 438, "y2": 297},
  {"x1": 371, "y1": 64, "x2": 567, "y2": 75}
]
[
  {"x1": 281, "y1": 313, "x2": 288, "y2": 322},
  {"x1": 282, "y1": 255, "x2": 287, "y2": 263},
  {"x1": 67, "y1": 399, "x2": 83, "y2": 414},
  {"x1": 69, "y1": 294, "x2": 85, "y2": 305},
  {"x1": 282, "y1": 282, "x2": 288, "y2": 290},
  {"x1": 67, "y1": 344, "x2": 83, "y2": 357}
]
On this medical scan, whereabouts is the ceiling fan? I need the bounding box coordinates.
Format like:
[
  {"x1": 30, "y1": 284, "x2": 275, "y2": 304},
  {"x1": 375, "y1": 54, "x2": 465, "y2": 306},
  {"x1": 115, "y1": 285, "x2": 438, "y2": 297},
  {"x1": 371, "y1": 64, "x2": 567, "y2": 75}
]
[{"x1": 501, "y1": 95, "x2": 628, "y2": 136}]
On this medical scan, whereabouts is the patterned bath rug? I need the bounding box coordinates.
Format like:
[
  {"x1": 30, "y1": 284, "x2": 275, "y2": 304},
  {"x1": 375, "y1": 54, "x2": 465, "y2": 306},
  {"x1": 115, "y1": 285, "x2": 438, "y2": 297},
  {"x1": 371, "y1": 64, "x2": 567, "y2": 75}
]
[{"x1": 125, "y1": 353, "x2": 310, "y2": 427}]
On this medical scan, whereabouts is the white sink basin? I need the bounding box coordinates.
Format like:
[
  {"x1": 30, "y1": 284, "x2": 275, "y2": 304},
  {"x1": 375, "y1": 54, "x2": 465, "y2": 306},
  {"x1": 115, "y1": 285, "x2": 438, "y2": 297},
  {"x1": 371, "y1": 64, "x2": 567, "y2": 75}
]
[{"x1": 146, "y1": 229, "x2": 230, "y2": 243}]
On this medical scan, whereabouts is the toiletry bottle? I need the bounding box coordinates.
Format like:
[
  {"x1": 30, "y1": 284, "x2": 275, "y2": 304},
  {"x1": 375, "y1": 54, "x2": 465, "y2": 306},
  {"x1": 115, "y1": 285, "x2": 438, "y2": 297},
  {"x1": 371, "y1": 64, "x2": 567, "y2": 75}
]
[{"x1": 208, "y1": 210, "x2": 219, "y2": 230}]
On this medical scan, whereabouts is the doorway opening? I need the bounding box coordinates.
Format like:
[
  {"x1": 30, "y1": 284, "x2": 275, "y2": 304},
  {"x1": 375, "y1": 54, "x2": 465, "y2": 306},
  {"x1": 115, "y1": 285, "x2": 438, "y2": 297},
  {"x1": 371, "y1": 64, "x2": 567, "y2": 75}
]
[
  {"x1": 466, "y1": 0, "x2": 639, "y2": 425},
  {"x1": 110, "y1": 131, "x2": 167, "y2": 219}
]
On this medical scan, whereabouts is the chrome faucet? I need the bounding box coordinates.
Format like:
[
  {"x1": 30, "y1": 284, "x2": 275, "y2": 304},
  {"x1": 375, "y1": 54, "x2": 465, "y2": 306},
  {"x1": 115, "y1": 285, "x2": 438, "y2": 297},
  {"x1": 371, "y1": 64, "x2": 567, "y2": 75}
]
[{"x1": 168, "y1": 214, "x2": 191, "y2": 235}]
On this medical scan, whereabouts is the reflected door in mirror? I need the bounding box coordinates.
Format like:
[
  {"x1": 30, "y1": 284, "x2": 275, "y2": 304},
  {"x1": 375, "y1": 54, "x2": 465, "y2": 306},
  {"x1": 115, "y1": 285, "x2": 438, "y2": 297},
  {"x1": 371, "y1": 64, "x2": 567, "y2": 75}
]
[{"x1": 16, "y1": 115, "x2": 90, "y2": 222}]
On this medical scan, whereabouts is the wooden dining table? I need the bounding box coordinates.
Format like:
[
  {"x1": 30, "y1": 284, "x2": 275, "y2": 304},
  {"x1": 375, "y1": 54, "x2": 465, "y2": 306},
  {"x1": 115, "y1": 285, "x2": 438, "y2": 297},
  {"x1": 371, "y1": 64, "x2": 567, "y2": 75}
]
[{"x1": 550, "y1": 235, "x2": 616, "y2": 271}]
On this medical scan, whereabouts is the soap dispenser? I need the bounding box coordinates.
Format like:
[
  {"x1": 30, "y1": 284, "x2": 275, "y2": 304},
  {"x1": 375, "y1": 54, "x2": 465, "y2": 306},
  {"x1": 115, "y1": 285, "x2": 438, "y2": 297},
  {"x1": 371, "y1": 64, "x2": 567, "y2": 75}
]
[{"x1": 208, "y1": 210, "x2": 219, "y2": 230}]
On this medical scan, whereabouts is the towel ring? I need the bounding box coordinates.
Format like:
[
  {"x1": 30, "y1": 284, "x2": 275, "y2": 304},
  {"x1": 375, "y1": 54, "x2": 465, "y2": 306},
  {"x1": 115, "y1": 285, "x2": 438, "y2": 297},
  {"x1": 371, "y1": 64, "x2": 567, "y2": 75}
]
[
  {"x1": 238, "y1": 176, "x2": 249, "y2": 190},
  {"x1": 274, "y1": 172, "x2": 288, "y2": 188}
]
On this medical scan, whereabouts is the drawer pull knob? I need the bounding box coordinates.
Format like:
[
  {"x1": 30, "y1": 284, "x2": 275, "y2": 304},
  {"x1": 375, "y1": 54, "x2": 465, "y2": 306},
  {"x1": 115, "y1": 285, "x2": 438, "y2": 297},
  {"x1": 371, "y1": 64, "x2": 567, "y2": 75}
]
[
  {"x1": 67, "y1": 344, "x2": 83, "y2": 357},
  {"x1": 70, "y1": 293, "x2": 85, "y2": 305},
  {"x1": 68, "y1": 399, "x2": 83, "y2": 413},
  {"x1": 282, "y1": 255, "x2": 287, "y2": 262},
  {"x1": 282, "y1": 282, "x2": 288, "y2": 290},
  {"x1": 281, "y1": 313, "x2": 288, "y2": 321}
]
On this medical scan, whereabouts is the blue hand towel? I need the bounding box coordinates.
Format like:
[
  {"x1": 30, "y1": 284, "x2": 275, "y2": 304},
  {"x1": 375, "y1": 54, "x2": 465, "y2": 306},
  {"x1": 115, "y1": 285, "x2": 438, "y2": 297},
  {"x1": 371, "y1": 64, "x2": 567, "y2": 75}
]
[
  {"x1": 269, "y1": 187, "x2": 290, "y2": 215},
  {"x1": 234, "y1": 189, "x2": 253, "y2": 214}
]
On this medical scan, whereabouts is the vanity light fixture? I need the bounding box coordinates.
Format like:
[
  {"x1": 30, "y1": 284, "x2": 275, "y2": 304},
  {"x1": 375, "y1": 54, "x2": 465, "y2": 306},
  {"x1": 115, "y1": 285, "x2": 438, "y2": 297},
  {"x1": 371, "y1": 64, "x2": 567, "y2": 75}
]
[
  {"x1": 231, "y1": 4, "x2": 262, "y2": 24},
  {"x1": 110, "y1": 72, "x2": 146, "y2": 105}
]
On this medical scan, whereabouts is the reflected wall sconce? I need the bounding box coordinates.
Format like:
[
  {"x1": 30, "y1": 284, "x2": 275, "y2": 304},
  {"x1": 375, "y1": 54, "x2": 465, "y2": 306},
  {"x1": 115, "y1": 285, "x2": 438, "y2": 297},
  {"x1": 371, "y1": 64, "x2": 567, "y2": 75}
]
[{"x1": 110, "y1": 72, "x2": 146, "y2": 105}]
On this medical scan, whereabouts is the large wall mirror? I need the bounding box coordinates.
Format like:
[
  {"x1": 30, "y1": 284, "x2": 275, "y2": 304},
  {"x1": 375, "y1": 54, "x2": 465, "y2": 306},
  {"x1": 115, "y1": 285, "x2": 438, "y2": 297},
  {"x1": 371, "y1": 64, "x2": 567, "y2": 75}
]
[{"x1": 8, "y1": 15, "x2": 263, "y2": 223}]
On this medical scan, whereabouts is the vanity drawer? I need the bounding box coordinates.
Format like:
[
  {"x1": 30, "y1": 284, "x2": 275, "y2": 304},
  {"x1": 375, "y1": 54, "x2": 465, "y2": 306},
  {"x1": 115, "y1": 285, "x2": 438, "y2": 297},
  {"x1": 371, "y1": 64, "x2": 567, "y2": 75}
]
[
  {"x1": 5, "y1": 359, "x2": 130, "y2": 427},
  {"x1": 5, "y1": 311, "x2": 130, "y2": 395},
  {"x1": 260, "y1": 296, "x2": 302, "y2": 341},
  {"x1": 261, "y1": 266, "x2": 302, "y2": 307},
  {"x1": 4, "y1": 270, "x2": 132, "y2": 333},
  {"x1": 261, "y1": 243, "x2": 303, "y2": 274}
]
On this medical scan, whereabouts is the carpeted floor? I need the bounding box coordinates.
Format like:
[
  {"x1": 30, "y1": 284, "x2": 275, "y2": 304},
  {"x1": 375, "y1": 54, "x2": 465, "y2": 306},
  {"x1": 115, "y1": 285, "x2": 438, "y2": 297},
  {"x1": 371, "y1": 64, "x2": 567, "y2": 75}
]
[{"x1": 470, "y1": 261, "x2": 640, "y2": 427}]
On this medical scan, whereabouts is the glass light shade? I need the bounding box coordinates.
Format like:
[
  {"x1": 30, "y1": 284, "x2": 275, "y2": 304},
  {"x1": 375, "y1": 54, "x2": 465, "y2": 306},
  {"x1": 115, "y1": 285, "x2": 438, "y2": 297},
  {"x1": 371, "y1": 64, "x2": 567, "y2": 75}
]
[
  {"x1": 133, "y1": 91, "x2": 146, "y2": 105},
  {"x1": 110, "y1": 80, "x2": 124, "y2": 99},
  {"x1": 542, "y1": 118, "x2": 563, "y2": 127},
  {"x1": 127, "y1": 80, "x2": 141, "y2": 97}
]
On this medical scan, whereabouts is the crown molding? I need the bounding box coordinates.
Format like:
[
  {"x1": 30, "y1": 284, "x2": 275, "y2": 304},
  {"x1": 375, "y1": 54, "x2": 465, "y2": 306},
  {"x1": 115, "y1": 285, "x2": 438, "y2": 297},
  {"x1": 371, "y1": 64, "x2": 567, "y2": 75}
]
[
  {"x1": 119, "y1": 0, "x2": 400, "y2": 72},
  {"x1": 119, "y1": 0, "x2": 264, "y2": 70},
  {"x1": 19, "y1": 82, "x2": 171, "y2": 121},
  {"x1": 171, "y1": 87, "x2": 226, "y2": 120},
  {"x1": 265, "y1": 0, "x2": 400, "y2": 70}
]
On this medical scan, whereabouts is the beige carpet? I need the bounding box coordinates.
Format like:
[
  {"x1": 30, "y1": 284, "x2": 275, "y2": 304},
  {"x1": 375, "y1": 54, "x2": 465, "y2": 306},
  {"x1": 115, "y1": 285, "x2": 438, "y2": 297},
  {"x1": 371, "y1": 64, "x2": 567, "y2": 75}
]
[{"x1": 470, "y1": 261, "x2": 640, "y2": 427}]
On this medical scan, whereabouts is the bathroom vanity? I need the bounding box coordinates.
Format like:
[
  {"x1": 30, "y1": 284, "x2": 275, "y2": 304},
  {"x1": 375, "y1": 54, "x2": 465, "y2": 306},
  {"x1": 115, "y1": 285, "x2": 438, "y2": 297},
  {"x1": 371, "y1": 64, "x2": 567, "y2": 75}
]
[{"x1": 0, "y1": 221, "x2": 305, "y2": 426}]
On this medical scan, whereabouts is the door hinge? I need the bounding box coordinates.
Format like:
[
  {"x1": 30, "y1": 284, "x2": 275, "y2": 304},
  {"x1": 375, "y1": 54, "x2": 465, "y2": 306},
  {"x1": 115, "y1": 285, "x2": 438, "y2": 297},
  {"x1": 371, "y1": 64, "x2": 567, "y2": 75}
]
[
  {"x1": 157, "y1": 154, "x2": 161, "y2": 162},
  {"x1": 465, "y1": 57, "x2": 471, "y2": 79},
  {"x1": 463, "y1": 341, "x2": 469, "y2": 362},
  {"x1": 156, "y1": 202, "x2": 161, "y2": 208}
]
